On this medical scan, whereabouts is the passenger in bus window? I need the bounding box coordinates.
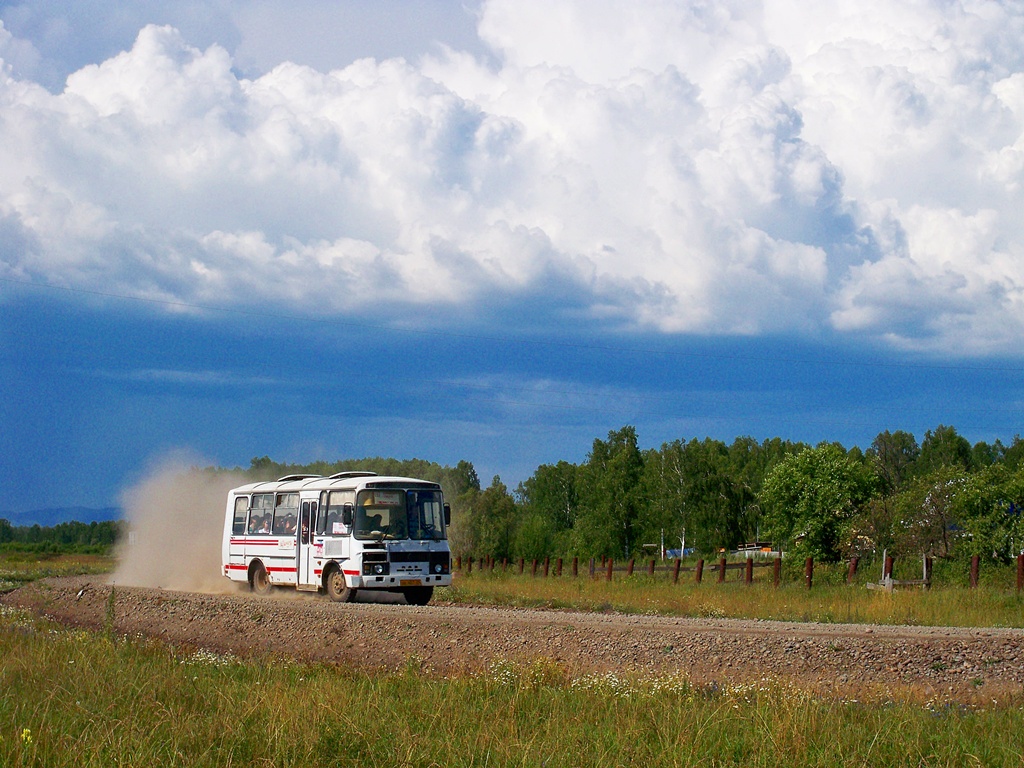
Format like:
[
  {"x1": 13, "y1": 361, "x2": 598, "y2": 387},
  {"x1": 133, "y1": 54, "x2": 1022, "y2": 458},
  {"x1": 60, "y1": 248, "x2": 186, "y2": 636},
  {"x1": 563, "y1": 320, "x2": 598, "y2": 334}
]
[
  {"x1": 284, "y1": 515, "x2": 296, "y2": 534},
  {"x1": 258, "y1": 515, "x2": 271, "y2": 534}
]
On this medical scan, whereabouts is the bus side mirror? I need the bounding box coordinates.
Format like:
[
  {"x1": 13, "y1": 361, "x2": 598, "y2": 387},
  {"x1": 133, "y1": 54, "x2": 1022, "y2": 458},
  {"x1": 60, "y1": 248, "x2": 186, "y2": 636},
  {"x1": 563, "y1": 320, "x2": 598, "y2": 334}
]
[
  {"x1": 342, "y1": 503, "x2": 354, "y2": 527},
  {"x1": 443, "y1": 503, "x2": 451, "y2": 526}
]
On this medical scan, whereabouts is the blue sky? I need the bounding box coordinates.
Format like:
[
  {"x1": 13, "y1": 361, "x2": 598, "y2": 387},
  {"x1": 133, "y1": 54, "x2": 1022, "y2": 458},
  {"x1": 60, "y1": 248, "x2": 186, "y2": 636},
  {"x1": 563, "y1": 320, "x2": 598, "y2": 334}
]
[{"x1": 2, "y1": 0, "x2": 1024, "y2": 513}]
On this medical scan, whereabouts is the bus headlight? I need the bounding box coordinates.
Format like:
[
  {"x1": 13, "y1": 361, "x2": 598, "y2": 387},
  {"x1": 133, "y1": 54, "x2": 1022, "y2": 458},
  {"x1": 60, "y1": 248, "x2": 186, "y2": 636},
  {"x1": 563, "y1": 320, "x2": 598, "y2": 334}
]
[
  {"x1": 362, "y1": 559, "x2": 389, "y2": 576},
  {"x1": 434, "y1": 564, "x2": 442, "y2": 573}
]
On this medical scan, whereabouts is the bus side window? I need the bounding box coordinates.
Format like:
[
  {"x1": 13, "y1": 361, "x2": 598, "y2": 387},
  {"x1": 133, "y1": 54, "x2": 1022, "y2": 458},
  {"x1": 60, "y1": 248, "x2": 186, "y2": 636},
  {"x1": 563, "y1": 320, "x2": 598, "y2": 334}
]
[
  {"x1": 274, "y1": 493, "x2": 298, "y2": 535},
  {"x1": 300, "y1": 500, "x2": 315, "y2": 545},
  {"x1": 250, "y1": 494, "x2": 274, "y2": 535},
  {"x1": 232, "y1": 496, "x2": 248, "y2": 535}
]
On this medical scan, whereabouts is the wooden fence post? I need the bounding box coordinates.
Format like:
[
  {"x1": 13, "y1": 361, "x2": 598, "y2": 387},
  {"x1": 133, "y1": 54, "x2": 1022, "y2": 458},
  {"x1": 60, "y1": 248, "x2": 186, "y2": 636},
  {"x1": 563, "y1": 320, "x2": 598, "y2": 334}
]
[
  {"x1": 804, "y1": 557, "x2": 813, "y2": 590},
  {"x1": 672, "y1": 557, "x2": 681, "y2": 584},
  {"x1": 455, "y1": 556, "x2": 461, "y2": 572},
  {"x1": 648, "y1": 559, "x2": 656, "y2": 577},
  {"x1": 589, "y1": 558, "x2": 595, "y2": 579},
  {"x1": 606, "y1": 558, "x2": 614, "y2": 581},
  {"x1": 970, "y1": 554, "x2": 980, "y2": 589},
  {"x1": 572, "y1": 557, "x2": 578, "y2": 577},
  {"x1": 847, "y1": 556, "x2": 859, "y2": 585},
  {"x1": 518, "y1": 558, "x2": 524, "y2": 575},
  {"x1": 883, "y1": 554, "x2": 894, "y2": 581},
  {"x1": 556, "y1": 558, "x2": 563, "y2": 577},
  {"x1": 626, "y1": 559, "x2": 635, "y2": 577},
  {"x1": 531, "y1": 559, "x2": 538, "y2": 577},
  {"x1": 924, "y1": 555, "x2": 933, "y2": 590},
  {"x1": 717, "y1": 557, "x2": 727, "y2": 583},
  {"x1": 467, "y1": 557, "x2": 473, "y2": 574},
  {"x1": 1017, "y1": 553, "x2": 1024, "y2": 593},
  {"x1": 744, "y1": 557, "x2": 753, "y2": 585},
  {"x1": 501, "y1": 558, "x2": 507, "y2": 572},
  {"x1": 543, "y1": 557, "x2": 550, "y2": 577},
  {"x1": 695, "y1": 559, "x2": 704, "y2": 584},
  {"x1": 773, "y1": 556, "x2": 781, "y2": 588}
]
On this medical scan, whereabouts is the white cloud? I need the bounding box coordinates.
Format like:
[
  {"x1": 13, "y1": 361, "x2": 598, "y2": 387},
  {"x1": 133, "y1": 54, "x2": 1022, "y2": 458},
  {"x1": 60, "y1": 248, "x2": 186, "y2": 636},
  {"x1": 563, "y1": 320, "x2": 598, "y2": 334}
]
[{"x1": 1, "y1": 2, "x2": 1024, "y2": 353}]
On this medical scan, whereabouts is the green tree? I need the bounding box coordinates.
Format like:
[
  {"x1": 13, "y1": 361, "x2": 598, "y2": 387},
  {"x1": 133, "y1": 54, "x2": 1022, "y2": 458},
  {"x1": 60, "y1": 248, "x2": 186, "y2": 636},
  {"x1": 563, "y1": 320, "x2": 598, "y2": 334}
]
[
  {"x1": 890, "y1": 467, "x2": 967, "y2": 558},
  {"x1": 449, "y1": 460, "x2": 481, "y2": 497},
  {"x1": 678, "y1": 438, "x2": 746, "y2": 553},
  {"x1": 971, "y1": 441, "x2": 1000, "y2": 468},
  {"x1": 867, "y1": 430, "x2": 919, "y2": 493},
  {"x1": 639, "y1": 442, "x2": 690, "y2": 555},
  {"x1": 759, "y1": 444, "x2": 877, "y2": 561},
  {"x1": 1000, "y1": 436, "x2": 1024, "y2": 470},
  {"x1": 573, "y1": 426, "x2": 644, "y2": 559},
  {"x1": 465, "y1": 476, "x2": 518, "y2": 562},
  {"x1": 512, "y1": 512, "x2": 555, "y2": 562},
  {"x1": 917, "y1": 425, "x2": 973, "y2": 476},
  {"x1": 517, "y1": 460, "x2": 579, "y2": 533},
  {"x1": 947, "y1": 464, "x2": 1024, "y2": 561}
]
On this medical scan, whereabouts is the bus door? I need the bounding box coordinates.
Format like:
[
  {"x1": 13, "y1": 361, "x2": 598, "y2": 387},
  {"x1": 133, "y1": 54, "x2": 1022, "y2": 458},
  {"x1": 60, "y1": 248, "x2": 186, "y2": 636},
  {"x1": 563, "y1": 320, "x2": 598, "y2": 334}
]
[{"x1": 297, "y1": 499, "x2": 318, "y2": 589}]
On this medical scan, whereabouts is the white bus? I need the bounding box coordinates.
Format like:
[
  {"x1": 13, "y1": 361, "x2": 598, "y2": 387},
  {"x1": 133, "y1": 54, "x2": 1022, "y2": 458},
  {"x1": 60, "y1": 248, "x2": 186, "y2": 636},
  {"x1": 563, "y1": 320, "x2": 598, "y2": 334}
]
[{"x1": 221, "y1": 471, "x2": 451, "y2": 605}]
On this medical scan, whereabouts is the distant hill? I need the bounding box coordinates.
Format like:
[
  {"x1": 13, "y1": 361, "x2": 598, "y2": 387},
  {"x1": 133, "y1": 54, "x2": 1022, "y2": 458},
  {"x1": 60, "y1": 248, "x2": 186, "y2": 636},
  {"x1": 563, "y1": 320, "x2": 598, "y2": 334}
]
[{"x1": 0, "y1": 507, "x2": 123, "y2": 528}]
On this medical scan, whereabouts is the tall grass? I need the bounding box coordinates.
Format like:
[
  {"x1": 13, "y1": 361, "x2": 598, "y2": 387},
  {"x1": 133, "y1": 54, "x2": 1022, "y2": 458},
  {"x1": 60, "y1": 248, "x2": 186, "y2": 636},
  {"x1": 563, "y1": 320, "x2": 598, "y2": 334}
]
[
  {"x1": 0, "y1": 553, "x2": 114, "y2": 594},
  {"x1": 1, "y1": 608, "x2": 1022, "y2": 767},
  {"x1": 445, "y1": 558, "x2": 1024, "y2": 628}
]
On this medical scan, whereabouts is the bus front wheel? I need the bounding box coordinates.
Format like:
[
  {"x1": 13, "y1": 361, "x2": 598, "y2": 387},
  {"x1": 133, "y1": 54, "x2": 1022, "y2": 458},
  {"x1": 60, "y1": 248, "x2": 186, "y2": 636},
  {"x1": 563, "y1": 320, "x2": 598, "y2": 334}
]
[
  {"x1": 250, "y1": 563, "x2": 272, "y2": 596},
  {"x1": 403, "y1": 586, "x2": 433, "y2": 606},
  {"x1": 325, "y1": 567, "x2": 356, "y2": 603}
]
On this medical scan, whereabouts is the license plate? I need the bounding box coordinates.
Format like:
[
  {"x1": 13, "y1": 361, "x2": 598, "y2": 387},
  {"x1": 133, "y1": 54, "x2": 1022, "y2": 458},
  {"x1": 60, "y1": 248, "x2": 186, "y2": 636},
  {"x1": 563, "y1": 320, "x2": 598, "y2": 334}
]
[{"x1": 400, "y1": 579, "x2": 421, "y2": 587}]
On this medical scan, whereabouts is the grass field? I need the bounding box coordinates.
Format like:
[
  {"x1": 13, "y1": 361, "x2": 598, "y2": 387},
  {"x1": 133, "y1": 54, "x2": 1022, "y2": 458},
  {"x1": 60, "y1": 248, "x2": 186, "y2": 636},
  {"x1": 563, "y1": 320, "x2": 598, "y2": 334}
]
[
  {"x1": 0, "y1": 553, "x2": 115, "y2": 594},
  {"x1": 3, "y1": 553, "x2": 1024, "y2": 765},
  {"x1": 445, "y1": 557, "x2": 1024, "y2": 628},
  {"x1": 2, "y1": 604, "x2": 1023, "y2": 767}
]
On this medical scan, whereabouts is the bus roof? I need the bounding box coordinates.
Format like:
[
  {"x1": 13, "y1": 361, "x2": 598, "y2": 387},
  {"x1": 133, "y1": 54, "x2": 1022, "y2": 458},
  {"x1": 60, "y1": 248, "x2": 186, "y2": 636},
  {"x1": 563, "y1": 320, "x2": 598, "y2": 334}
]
[{"x1": 228, "y1": 474, "x2": 443, "y2": 495}]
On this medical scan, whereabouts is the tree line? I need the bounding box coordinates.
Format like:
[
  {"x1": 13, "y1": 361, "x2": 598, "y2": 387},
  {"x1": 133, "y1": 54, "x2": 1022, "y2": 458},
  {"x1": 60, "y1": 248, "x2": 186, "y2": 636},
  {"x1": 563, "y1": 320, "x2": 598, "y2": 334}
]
[
  {"x1": 447, "y1": 425, "x2": 1024, "y2": 566},
  {"x1": 0, "y1": 519, "x2": 122, "y2": 554},
  {"x1": 12, "y1": 424, "x2": 1020, "y2": 564},
  {"x1": 27, "y1": 425, "x2": 1005, "y2": 564}
]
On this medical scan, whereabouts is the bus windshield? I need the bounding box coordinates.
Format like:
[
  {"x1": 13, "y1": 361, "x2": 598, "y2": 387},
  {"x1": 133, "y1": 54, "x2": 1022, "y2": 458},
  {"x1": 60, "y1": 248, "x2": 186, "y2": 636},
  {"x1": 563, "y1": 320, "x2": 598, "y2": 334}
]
[{"x1": 354, "y1": 489, "x2": 446, "y2": 541}]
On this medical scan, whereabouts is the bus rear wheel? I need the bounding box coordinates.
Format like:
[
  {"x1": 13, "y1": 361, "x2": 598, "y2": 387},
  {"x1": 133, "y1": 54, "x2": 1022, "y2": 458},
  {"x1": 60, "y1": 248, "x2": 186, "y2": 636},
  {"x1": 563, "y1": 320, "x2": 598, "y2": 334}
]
[
  {"x1": 325, "y1": 567, "x2": 356, "y2": 603},
  {"x1": 250, "y1": 563, "x2": 272, "y2": 596},
  {"x1": 403, "y1": 586, "x2": 434, "y2": 606}
]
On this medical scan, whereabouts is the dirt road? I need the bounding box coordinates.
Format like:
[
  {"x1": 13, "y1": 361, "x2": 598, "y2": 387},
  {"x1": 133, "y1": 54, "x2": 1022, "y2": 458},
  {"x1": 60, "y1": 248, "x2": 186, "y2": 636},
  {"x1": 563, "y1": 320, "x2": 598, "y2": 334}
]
[{"x1": 5, "y1": 576, "x2": 1024, "y2": 699}]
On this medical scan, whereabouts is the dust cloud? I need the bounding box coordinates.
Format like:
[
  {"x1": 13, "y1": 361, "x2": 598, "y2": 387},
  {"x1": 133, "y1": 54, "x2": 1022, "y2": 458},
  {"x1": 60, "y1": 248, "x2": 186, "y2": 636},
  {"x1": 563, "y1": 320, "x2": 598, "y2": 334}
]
[{"x1": 113, "y1": 454, "x2": 245, "y2": 593}]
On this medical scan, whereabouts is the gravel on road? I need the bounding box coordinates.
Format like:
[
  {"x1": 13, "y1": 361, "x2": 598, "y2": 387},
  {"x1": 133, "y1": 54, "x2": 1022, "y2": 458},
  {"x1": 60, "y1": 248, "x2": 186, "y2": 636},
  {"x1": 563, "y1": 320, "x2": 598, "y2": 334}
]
[{"x1": 5, "y1": 576, "x2": 1024, "y2": 701}]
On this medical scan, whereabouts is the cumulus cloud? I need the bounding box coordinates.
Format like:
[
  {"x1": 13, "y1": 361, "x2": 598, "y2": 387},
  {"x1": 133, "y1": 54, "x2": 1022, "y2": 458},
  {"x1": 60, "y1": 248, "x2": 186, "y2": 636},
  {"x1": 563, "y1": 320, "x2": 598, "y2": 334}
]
[{"x1": 1, "y1": 1, "x2": 1024, "y2": 353}]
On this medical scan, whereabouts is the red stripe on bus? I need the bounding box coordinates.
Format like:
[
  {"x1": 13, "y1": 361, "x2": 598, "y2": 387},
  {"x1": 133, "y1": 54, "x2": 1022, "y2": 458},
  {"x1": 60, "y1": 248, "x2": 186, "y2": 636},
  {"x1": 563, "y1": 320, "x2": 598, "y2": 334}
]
[
  {"x1": 233, "y1": 539, "x2": 287, "y2": 546},
  {"x1": 267, "y1": 567, "x2": 297, "y2": 574},
  {"x1": 343, "y1": 569, "x2": 359, "y2": 576}
]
